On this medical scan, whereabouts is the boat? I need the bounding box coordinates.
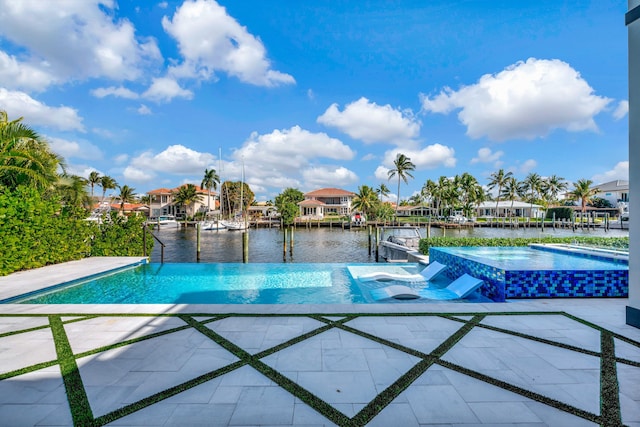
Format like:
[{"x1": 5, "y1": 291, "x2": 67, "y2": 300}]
[
  {"x1": 154, "y1": 215, "x2": 178, "y2": 226},
  {"x1": 200, "y1": 220, "x2": 227, "y2": 231},
  {"x1": 351, "y1": 212, "x2": 366, "y2": 227},
  {"x1": 377, "y1": 226, "x2": 422, "y2": 262},
  {"x1": 220, "y1": 219, "x2": 248, "y2": 231}
]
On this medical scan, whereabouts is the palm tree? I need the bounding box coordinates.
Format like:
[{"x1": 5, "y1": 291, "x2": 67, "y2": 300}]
[
  {"x1": 87, "y1": 171, "x2": 101, "y2": 199},
  {"x1": 387, "y1": 153, "x2": 415, "y2": 218},
  {"x1": 201, "y1": 168, "x2": 219, "y2": 216},
  {"x1": 522, "y1": 172, "x2": 542, "y2": 217},
  {"x1": 542, "y1": 174, "x2": 568, "y2": 206},
  {"x1": 172, "y1": 184, "x2": 203, "y2": 220},
  {"x1": 487, "y1": 169, "x2": 513, "y2": 218},
  {"x1": 352, "y1": 185, "x2": 379, "y2": 219},
  {"x1": 56, "y1": 174, "x2": 91, "y2": 210},
  {"x1": 375, "y1": 183, "x2": 390, "y2": 202},
  {"x1": 117, "y1": 185, "x2": 136, "y2": 213},
  {"x1": 501, "y1": 176, "x2": 522, "y2": 217},
  {"x1": 100, "y1": 175, "x2": 117, "y2": 202},
  {"x1": 0, "y1": 110, "x2": 63, "y2": 190},
  {"x1": 569, "y1": 179, "x2": 599, "y2": 213},
  {"x1": 455, "y1": 172, "x2": 483, "y2": 218}
]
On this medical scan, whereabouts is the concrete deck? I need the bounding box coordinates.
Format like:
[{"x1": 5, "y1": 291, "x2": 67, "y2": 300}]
[{"x1": 0, "y1": 259, "x2": 639, "y2": 426}]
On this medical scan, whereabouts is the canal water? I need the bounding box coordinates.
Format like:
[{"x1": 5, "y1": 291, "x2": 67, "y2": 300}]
[{"x1": 149, "y1": 225, "x2": 628, "y2": 263}]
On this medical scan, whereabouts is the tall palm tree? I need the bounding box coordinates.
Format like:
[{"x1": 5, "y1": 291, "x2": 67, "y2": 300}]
[
  {"x1": 387, "y1": 153, "x2": 415, "y2": 218},
  {"x1": 569, "y1": 179, "x2": 599, "y2": 213},
  {"x1": 201, "y1": 168, "x2": 219, "y2": 216},
  {"x1": 172, "y1": 184, "x2": 203, "y2": 220},
  {"x1": 352, "y1": 185, "x2": 379, "y2": 219},
  {"x1": 375, "y1": 183, "x2": 390, "y2": 202},
  {"x1": 117, "y1": 185, "x2": 136, "y2": 213},
  {"x1": 87, "y1": 171, "x2": 101, "y2": 199},
  {"x1": 542, "y1": 174, "x2": 568, "y2": 206},
  {"x1": 522, "y1": 172, "x2": 542, "y2": 217},
  {"x1": 500, "y1": 176, "x2": 522, "y2": 217},
  {"x1": 100, "y1": 175, "x2": 117, "y2": 202},
  {"x1": 487, "y1": 169, "x2": 513, "y2": 217},
  {"x1": 455, "y1": 172, "x2": 483, "y2": 218},
  {"x1": 0, "y1": 110, "x2": 63, "y2": 190}
]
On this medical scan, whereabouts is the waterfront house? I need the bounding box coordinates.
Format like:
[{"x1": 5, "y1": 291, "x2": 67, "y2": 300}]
[
  {"x1": 147, "y1": 185, "x2": 218, "y2": 219},
  {"x1": 592, "y1": 180, "x2": 629, "y2": 213},
  {"x1": 474, "y1": 201, "x2": 543, "y2": 218},
  {"x1": 298, "y1": 188, "x2": 356, "y2": 218}
]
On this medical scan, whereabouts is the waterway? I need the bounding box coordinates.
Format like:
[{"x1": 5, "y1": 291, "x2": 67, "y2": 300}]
[{"x1": 149, "y1": 225, "x2": 628, "y2": 263}]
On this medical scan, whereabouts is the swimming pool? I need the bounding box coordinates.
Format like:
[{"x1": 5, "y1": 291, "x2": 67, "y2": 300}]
[
  {"x1": 9, "y1": 263, "x2": 380, "y2": 304},
  {"x1": 429, "y1": 246, "x2": 629, "y2": 302}
]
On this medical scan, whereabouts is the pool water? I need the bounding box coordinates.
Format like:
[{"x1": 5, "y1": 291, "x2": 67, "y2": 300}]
[
  {"x1": 16, "y1": 263, "x2": 373, "y2": 304},
  {"x1": 439, "y1": 246, "x2": 627, "y2": 270}
]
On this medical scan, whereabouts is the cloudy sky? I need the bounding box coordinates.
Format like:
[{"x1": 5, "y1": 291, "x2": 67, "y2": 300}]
[{"x1": 0, "y1": 0, "x2": 629, "y2": 201}]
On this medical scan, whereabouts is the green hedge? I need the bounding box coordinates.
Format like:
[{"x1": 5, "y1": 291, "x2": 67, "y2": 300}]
[
  {"x1": 546, "y1": 207, "x2": 574, "y2": 220},
  {"x1": 418, "y1": 236, "x2": 629, "y2": 255},
  {"x1": 0, "y1": 187, "x2": 152, "y2": 276}
]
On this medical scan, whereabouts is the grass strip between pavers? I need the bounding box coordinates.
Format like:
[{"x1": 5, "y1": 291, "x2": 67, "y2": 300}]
[
  {"x1": 49, "y1": 315, "x2": 94, "y2": 427},
  {"x1": 1, "y1": 311, "x2": 637, "y2": 426},
  {"x1": 600, "y1": 331, "x2": 623, "y2": 426}
]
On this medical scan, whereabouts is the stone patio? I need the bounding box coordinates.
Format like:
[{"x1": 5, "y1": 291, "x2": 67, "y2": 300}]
[{"x1": 0, "y1": 259, "x2": 638, "y2": 426}]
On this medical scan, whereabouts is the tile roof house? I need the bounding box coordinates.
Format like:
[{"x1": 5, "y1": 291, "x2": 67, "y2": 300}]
[
  {"x1": 147, "y1": 185, "x2": 218, "y2": 219},
  {"x1": 298, "y1": 187, "x2": 356, "y2": 218}
]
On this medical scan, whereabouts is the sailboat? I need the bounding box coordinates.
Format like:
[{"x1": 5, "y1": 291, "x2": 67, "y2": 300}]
[{"x1": 220, "y1": 159, "x2": 248, "y2": 231}]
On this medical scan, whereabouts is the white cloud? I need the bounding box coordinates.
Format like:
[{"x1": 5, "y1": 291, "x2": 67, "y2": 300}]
[
  {"x1": 374, "y1": 165, "x2": 390, "y2": 181},
  {"x1": 91, "y1": 86, "x2": 139, "y2": 99},
  {"x1": 161, "y1": 0, "x2": 294, "y2": 87},
  {"x1": 0, "y1": 0, "x2": 161, "y2": 86},
  {"x1": 519, "y1": 159, "x2": 538, "y2": 174},
  {"x1": 307, "y1": 89, "x2": 315, "y2": 100},
  {"x1": 613, "y1": 100, "x2": 629, "y2": 120},
  {"x1": 234, "y1": 126, "x2": 355, "y2": 171},
  {"x1": 229, "y1": 126, "x2": 355, "y2": 192},
  {"x1": 142, "y1": 77, "x2": 193, "y2": 102},
  {"x1": 137, "y1": 104, "x2": 152, "y2": 115},
  {"x1": 158, "y1": 1, "x2": 169, "y2": 8},
  {"x1": 421, "y1": 58, "x2": 611, "y2": 141},
  {"x1": 0, "y1": 88, "x2": 84, "y2": 131},
  {"x1": 381, "y1": 144, "x2": 456, "y2": 170},
  {"x1": 361, "y1": 153, "x2": 376, "y2": 161},
  {"x1": 123, "y1": 165, "x2": 155, "y2": 182},
  {"x1": 592, "y1": 161, "x2": 629, "y2": 183},
  {"x1": 0, "y1": 51, "x2": 57, "y2": 91},
  {"x1": 48, "y1": 136, "x2": 103, "y2": 161},
  {"x1": 114, "y1": 154, "x2": 129, "y2": 164},
  {"x1": 470, "y1": 147, "x2": 504, "y2": 166},
  {"x1": 302, "y1": 166, "x2": 358, "y2": 189},
  {"x1": 317, "y1": 97, "x2": 420, "y2": 145},
  {"x1": 124, "y1": 144, "x2": 216, "y2": 183}
]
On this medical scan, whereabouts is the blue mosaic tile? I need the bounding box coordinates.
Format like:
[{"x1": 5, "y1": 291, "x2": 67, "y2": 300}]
[{"x1": 429, "y1": 247, "x2": 629, "y2": 302}]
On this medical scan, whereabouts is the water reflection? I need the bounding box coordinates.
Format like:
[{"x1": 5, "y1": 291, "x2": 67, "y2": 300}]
[{"x1": 149, "y1": 225, "x2": 628, "y2": 263}]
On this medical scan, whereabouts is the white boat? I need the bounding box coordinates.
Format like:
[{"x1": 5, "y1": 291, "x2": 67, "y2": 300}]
[
  {"x1": 155, "y1": 215, "x2": 178, "y2": 226},
  {"x1": 200, "y1": 220, "x2": 227, "y2": 231},
  {"x1": 220, "y1": 220, "x2": 248, "y2": 231},
  {"x1": 378, "y1": 226, "x2": 422, "y2": 262}
]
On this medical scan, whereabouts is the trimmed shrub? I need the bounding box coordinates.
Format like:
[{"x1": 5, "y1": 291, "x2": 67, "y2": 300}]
[{"x1": 546, "y1": 207, "x2": 574, "y2": 220}]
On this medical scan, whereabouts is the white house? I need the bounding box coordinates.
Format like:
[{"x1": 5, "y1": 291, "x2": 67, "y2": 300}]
[
  {"x1": 592, "y1": 180, "x2": 629, "y2": 207},
  {"x1": 474, "y1": 201, "x2": 544, "y2": 218},
  {"x1": 298, "y1": 188, "x2": 356, "y2": 218}
]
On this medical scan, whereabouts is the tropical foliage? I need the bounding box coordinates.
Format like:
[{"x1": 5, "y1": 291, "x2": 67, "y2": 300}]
[
  {"x1": 275, "y1": 187, "x2": 304, "y2": 225},
  {"x1": 387, "y1": 153, "x2": 415, "y2": 218},
  {"x1": 172, "y1": 184, "x2": 203, "y2": 220},
  {"x1": 220, "y1": 180, "x2": 254, "y2": 218},
  {"x1": 569, "y1": 179, "x2": 599, "y2": 213},
  {"x1": 201, "y1": 168, "x2": 220, "y2": 214}
]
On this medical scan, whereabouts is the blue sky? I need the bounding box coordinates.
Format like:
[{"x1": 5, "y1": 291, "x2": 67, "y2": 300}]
[{"x1": 0, "y1": 0, "x2": 629, "y2": 202}]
